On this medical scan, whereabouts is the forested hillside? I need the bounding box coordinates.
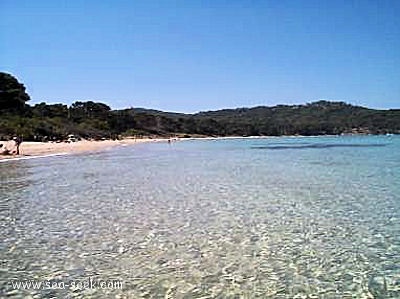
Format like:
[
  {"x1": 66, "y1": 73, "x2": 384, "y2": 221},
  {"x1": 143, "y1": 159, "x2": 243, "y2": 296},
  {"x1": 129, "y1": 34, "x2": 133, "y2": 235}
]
[{"x1": 1, "y1": 72, "x2": 399, "y2": 141}]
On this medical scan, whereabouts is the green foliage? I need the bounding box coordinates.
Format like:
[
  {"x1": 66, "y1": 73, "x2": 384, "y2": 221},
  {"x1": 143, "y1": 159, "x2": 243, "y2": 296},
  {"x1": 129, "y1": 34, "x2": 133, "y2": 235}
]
[
  {"x1": 1, "y1": 72, "x2": 399, "y2": 141},
  {"x1": 32, "y1": 103, "x2": 68, "y2": 118},
  {"x1": 70, "y1": 101, "x2": 111, "y2": 122},
  {"x1": 0, "y1": 72, "x2": 30, "y2": 113}
]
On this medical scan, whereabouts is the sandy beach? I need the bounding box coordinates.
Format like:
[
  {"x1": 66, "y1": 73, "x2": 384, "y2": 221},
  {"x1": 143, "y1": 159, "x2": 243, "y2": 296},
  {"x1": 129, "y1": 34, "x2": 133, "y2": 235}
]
[{"x1": 0, "y1": 138, "x2": 166, "y2": 160}]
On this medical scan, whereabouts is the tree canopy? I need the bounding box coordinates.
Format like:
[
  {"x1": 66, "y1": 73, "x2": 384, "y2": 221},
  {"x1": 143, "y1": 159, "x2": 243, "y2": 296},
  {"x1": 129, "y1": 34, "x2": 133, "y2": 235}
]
[
  {"x1": 1, "y1": 72, "x2": 399, "y2": 141},
  {"x1": 0, "y1": 72, "x2": 30, "y2": 112}
]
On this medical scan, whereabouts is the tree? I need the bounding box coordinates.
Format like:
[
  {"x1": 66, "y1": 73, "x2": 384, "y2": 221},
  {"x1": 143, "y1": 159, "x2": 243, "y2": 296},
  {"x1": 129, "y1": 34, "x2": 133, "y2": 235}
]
[
  {"x1": 70, "y1": 101, "x2": 111, "y2": 121},
  {"x1": 0, "y1": 72, "x2": 31, "y2": 112},
  {"x1": 32, "y1": 103, "x2": 68, "y2": 118}
]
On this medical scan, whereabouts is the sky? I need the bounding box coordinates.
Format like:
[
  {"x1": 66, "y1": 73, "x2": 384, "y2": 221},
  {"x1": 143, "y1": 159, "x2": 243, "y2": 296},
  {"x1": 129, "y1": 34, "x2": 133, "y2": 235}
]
[{"x1": 1, "y1": 0, "x2": 399, "y2": 113}]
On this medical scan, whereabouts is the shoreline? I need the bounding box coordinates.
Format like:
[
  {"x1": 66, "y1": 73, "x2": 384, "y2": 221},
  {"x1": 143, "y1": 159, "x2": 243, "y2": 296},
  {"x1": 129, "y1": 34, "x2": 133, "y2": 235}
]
[
  {"x1": 0, "y1": 138, "x2": 166, "y2": 161},
  {"x1": 1, "y1": 134, "x2": 396, "y2": 162}
]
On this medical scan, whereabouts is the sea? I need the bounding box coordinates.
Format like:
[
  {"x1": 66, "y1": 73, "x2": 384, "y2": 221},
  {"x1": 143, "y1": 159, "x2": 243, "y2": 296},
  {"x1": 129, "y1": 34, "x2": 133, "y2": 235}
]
[{"x1": 1, "y1": 135, "x2": 399, "y2": 298}]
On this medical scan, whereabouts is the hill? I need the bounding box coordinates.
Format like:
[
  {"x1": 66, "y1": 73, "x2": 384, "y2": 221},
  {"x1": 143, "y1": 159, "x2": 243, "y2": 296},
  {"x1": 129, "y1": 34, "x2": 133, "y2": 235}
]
[{"x1": 1, "y1": 72, "x2": 399, "y2": 141}]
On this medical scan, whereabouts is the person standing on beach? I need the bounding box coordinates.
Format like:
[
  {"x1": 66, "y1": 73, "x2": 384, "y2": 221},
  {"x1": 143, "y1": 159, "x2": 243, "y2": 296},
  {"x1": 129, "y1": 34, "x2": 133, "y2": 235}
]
[{"x1": 13, "y1": 136, "x2": 22, "y2": 155}]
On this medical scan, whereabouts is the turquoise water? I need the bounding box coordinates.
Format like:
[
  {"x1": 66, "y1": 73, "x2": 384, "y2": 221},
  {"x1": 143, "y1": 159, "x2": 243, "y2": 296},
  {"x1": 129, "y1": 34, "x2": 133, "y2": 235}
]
[{"x1": 1, "y1": 136, "x2": 400, "y2": 298}]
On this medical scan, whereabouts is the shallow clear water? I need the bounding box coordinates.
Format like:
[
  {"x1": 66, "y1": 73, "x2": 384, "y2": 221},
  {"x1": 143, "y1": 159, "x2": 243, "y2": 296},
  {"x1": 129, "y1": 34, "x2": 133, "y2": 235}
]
[{"x1": 1, "y1": 136, "x2": 400, "y2": 298}]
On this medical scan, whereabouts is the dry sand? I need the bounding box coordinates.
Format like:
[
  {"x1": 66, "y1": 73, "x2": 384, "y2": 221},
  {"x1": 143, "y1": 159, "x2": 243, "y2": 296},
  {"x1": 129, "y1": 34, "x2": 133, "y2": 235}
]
[{"x1": 0, "y1": 138, "x2": 166, "y2": 160}]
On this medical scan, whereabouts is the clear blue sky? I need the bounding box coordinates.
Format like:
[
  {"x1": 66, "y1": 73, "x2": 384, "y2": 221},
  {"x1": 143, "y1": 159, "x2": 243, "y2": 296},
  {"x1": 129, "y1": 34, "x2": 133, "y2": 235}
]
[{"x1": 1, "y1": 0, "x2": 399, "y2": 112}]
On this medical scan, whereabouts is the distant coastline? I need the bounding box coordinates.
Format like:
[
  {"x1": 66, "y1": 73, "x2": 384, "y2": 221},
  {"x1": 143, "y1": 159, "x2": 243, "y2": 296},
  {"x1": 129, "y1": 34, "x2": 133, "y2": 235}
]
[{"x1": 1, "y1": 72, "x2": 400, "y2": 145}]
